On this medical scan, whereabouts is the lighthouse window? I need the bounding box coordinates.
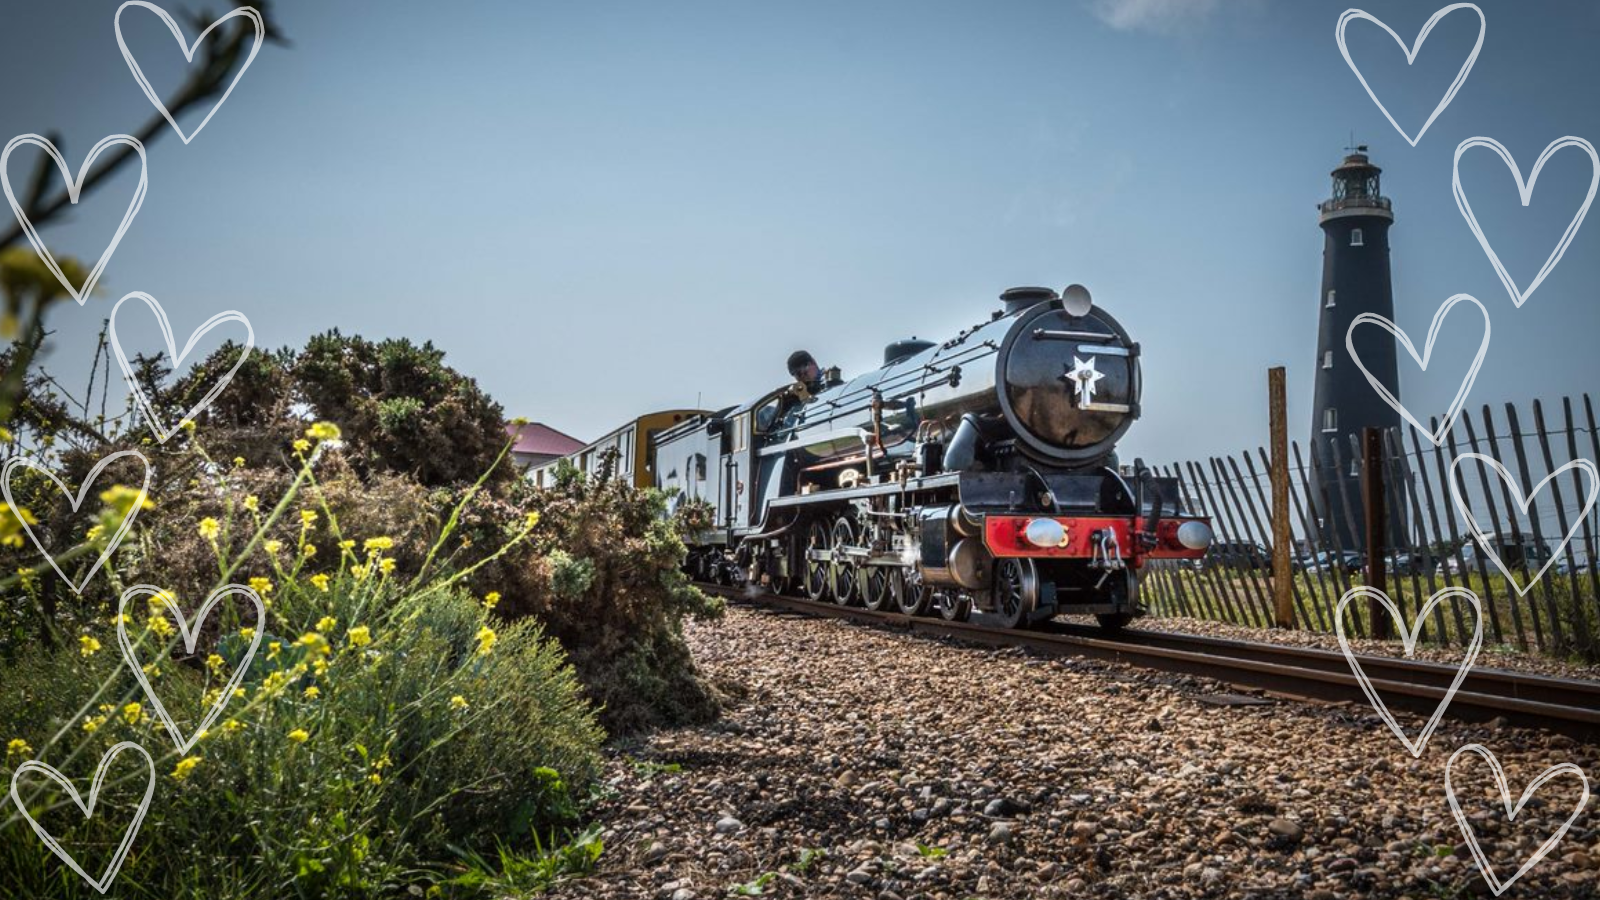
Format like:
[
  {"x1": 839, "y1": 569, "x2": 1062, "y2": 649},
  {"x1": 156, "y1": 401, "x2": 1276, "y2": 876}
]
[
  {"x1": 1326, "y1": 290, "x2": 1337, "y2": 308},
  {"x1": 1323, "y1": 351, "x2": 1334, "y2": 370},
  {"x1": 1350, "y1": 228, "x2": 1365, "y2": 247},
  {"x1": 1322, "y1": 408, "x2": 1338, "y2": 433}
]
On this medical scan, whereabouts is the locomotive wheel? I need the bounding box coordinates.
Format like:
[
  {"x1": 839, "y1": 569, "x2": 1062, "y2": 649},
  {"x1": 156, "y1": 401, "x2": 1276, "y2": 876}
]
[
  {"x1": 863, "y1": 565, "x2": 893, "y2": 611},
  {"x1": 829, "y1": 517, "x2": 861, "y2": 606},
  {"x1": 893, "y1": 569, "x2": 931, "y2": 617},
  {"x1": 804, "y1": 520, "x2": 833, "y2": 602},
  {"x1": 991, "y1": 558, "x2": 1035, "y2": 630},
  {"x1": 935, "y1": 590, "x2": 970, "y2": 622}
]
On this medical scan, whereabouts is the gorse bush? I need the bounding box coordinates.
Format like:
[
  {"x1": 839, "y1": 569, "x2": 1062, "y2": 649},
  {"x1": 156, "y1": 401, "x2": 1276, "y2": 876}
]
[{"x1": 0, "y1": 429, "x2": 603, "y2": 898}]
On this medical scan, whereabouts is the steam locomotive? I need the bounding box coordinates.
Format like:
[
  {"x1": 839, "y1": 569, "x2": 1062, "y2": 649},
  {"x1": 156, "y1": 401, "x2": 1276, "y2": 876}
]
[{"x1": 639, "y1": 284, "x2": 1215, "y2": 629}]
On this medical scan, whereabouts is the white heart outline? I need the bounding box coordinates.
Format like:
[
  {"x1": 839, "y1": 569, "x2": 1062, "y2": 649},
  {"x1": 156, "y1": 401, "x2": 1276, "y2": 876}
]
[
  {"x1": 109, "y1": 291, "x2": 254, "y2": 444},
  {"x1": 0, "y1": 133, "x2": 148, "y2": 306},
  {"x1": 1334, "y1": 586, "x2": 1482, "y2": 758},
  {"x1": 1346, "y1": 294, "x2": 1490, "y2": 447},
  {"x1": 1, "y1": 450, "x2": 152, "y2": 595},
  {"x1": 116, "y1": 583, "x2": 263, "y2": 754},
  {"x1": 1445, "y1": 743, "x2": 1590, "y2": 896},
  {"x1": 1335, "y1": 4, "x2": 1485, "y2": 148},
  {"x1": 1447, "y1": 452, "x2": 1600, "y2": 596},
  {"x1": 8, "y1": 741, "x2": 156, "y2": 894},
  {"x1": 115, "y1": 1, "x2": 265, "y2": 145},
  {"x1": 1453, "y1": 136, "x2": 1600, "y2": 308}
]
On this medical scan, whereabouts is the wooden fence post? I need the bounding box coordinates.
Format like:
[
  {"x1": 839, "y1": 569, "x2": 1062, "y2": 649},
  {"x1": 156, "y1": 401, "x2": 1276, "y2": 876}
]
[
  {"x1": 1269, "y1": 367, "x2": 1293, "y2": 628},
  {"x1": 1363, "y1": 426, "x2": 1391, "y2": 639}
]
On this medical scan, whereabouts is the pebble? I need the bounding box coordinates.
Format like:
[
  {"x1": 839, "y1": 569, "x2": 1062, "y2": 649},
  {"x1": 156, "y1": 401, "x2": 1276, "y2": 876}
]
[{"x1": 539, "y1": 606, "x2": 1598, "y2": 900}]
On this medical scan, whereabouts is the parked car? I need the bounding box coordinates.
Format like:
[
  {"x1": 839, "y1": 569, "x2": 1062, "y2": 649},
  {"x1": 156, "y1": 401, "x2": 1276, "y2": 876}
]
[
  {"x1": 1436, "y1": 535, "x2": 1551, "y2": 577},
  {"x1": 1201, "y1": 540, "x2": 1270, "y2": 572}
]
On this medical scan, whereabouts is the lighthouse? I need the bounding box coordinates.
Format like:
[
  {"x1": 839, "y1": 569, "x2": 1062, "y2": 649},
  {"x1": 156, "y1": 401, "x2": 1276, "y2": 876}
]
[{"x1": 1310, "y1": 147, "x2": 1401, "y2": 551}]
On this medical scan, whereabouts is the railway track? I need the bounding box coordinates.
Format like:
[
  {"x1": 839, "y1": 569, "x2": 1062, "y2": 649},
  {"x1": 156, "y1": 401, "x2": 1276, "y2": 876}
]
[{"x1": 697, "y1": 582, "x2": 1600, "y2": 742}]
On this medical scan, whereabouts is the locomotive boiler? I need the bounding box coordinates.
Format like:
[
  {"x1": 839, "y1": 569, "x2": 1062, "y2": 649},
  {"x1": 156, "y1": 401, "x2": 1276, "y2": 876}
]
[{"x1": 650, "y1": 284, "x2": 1213, "y2": 628}]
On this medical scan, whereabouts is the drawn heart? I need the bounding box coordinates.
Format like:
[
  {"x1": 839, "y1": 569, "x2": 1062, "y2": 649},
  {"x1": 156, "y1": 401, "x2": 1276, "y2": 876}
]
[
  {"x1": 9, "y1": 741, "x2": 156, "y2": 894},
  {"x1": 1335, "y1": 587, "x2": 1482, "y2": 758},
  {"x1": 1446, "y1": 743, "x2": 1590, "y2": 896},
  {"x1": 115, "y1": 1, "x2": 265, "y2": 144},
  {"x1": 1453, "y1": 136, "x2": 1599, "y2": 308},
  {"x1": 116, "y1": 583, "x2": 263, "y2": 754},
  {"x1": 1448, "y1": 452, "x2": 1599, "y2": 595},
  {"x1": 109, "y1": 291, "x2": 254, "y2": 443},
  {"x1": 1, "y1": 451, "x2": 152, "y2": 595},
  {"x1": 0, "y1": 133, "x2": 147, "y2": 305},
  {"x1": 1335, "y1": 4, "x2": 1485, "y2": 147},
  {"x1": 1347, "y1": 294, "x2": 1489, "y2": 447}
]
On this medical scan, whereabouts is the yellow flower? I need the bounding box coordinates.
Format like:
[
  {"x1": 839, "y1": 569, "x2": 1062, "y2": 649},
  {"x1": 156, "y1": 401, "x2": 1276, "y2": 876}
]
[
  {"x1": 483, "y1": 591, "x2": 501, "y2": 610},
  {"x1": 243, "y1": 495, "x2": 259, "y2": 512},
  {"x1": 368, "y1": 772, "x2": 383, "y2": 785},
  {"x1": 142, "y1": 661, "x2": 162, "y2": 677},
  {"x1": 338, "y1": 539, "x2": 355, "y2": 551},
  {"x1": 122, "y1": 703, "x2": 142, "y2": 726},
  {"x1": 79, "y1": 635, "x2": 102, "y2": 657},
  {"x1": 170, "y1": 756, "x2": 201, "y2": 780},
  {"x1": 263, "y1": 539, "x2": 282, "y2": 555},
  {"x1": 302, "y1": 543, "x2": 317, "y2": 558},
  {"x1": 203, "y1": 688, "x2": 222, "y2": 707},
  {"x1": 287, "y1": 728, "x2": 309, "y2": 744},
  {"x1": 525, "y1": 510, "x2": 541, "y2": 529},
  {"x1": 7, "y1": 738, "x2": 33, "y2": 758},
  {"x1": 223, "y1": 719, "x2": 244, "y2": 734},
  {"x1": 301, "y1": 510, "x2": 319, "y2": 528},
  {"x1": 475, "y1": 626, "x2": 497, "y2": 656},
  {"x1": 306, "y1": 421, "x2": 342, "y2": 442},
  {"x1": 81, "y1": 715, "x2": 106, "y2": 734},
  {"x1": 312, "y1": 657, "x2": 329, "y2": 676},
  {"x1": 293, "y1": 438, "x2": 311, "y2": 453},
  {"x1": 249, "y1": 576, "x2": 273, "y2": 596},
  {"x1": 0, "y1": 504, "x2": 37, "y2": 548},
  {"x1": 268, "y1": 641, "x2": 282, "y2": 660},
  {"x1": 316, "y1": 616, "x2": 337, "y2": 633},
  {"x1": 240, "y1": 627, "x2": 255, "y2": 640},
  {"x1": 310, "y1": 573, "x2": 331, "y2": 592},
  {"x1": 233, "y1": 457, "x2": 245, "y2": 468},
  {"x1": 364, "y1": 536, "x2": 394, "y2": 554},
  {"x1": 149, "y1": 615, "x2": 173, "y2": 639},
  {"x1": 198, "y1": 517, "x2": 220, "y2": 540},
  {"x1": 303, "y1": 685, "x2": 321, "y2": 700},
  {"x1": 346, "y1": 625, "x2": 371, "y2": 648},
  {"x1": 179, "y1": 418, "x2": 196, "y2": 434},
  {"x1": 85, "y1": 524, "x2": 106, "y2": 542},
  {"x1": 233, "y1": 687, "x2": 246, "y2": 699},
  {"x1": 295, "y1": 632, "x2": 331, "y2": 657},
  {"x1": 206, "y1": 654, "x2": 225, "y2": 674},
  {"x1": 450, "y1": 695, "x2": 469, "y2": 710},
  {"x1": 99, "y1": 484, "x2": 153, "y2": 514},
  {"x1": 352, "y1": 561, "x2": 370, "y2": 582},
  {"x1": 379, "y1": 558, "x2": 396, "y2": 575}
]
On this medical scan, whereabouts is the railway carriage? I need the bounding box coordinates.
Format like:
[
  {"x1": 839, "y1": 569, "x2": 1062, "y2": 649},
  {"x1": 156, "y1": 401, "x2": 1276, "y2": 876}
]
[
  {"x1": 530, "y1": 409, "x2": 707, "y2": 490},
  {"x1": 651, "y1": 285, "x2": 1214, "y2": 629}
]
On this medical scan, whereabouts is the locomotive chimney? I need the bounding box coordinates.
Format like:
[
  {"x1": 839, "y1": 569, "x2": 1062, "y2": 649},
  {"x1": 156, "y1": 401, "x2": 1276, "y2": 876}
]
[{"x1": 999, "y1": 286, "x2": 1058, "y2": 316}]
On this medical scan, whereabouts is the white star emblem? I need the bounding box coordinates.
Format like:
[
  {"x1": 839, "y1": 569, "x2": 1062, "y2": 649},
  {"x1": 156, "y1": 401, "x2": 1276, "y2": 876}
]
[{"x1": 1065, "y1": 355, "x2": 1105, "y2": 407}]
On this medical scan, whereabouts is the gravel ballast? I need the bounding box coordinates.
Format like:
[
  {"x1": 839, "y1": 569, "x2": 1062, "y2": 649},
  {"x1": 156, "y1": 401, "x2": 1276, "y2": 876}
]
[{"x1": 549, "y1": 607, "x2": 1599, "y2": 899}]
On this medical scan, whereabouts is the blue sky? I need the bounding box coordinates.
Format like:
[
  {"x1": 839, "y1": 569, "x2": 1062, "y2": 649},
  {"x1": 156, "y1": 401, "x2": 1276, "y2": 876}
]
[{"x1": 2, "y1": 0, "x2": 1597, "y2": 465}]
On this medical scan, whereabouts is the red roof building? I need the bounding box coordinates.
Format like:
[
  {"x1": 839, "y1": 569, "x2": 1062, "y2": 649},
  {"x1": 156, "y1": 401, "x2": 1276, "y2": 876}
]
[{"x1": 505, "y1": 422, "x2": 585, "y2": 470}]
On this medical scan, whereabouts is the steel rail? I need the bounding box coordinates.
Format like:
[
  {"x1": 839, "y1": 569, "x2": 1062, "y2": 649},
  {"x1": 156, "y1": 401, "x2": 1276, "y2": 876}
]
[{"x1": 697, "y1": 582, "x2": 1600, "y2": 741}]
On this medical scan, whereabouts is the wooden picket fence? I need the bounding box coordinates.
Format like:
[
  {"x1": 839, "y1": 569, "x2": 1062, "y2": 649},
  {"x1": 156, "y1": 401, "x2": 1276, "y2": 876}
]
[{"x1": 1140, "y1": 394, "x2": 1600, "y2": 661}]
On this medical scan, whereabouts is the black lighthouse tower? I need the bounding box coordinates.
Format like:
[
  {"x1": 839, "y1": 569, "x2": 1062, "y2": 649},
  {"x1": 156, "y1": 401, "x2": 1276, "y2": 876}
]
[{"x1": 1311, "y1": 148, "x2": 1401, "y2": 551}]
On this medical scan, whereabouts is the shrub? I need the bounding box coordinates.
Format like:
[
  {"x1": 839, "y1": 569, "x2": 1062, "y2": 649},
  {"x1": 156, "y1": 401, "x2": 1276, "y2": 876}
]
[{"x1": 0, "y1": 434, "x2": 603, "y2": 897}]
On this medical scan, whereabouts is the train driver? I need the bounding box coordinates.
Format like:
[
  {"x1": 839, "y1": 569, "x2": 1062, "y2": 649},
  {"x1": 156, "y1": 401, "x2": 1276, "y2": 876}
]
[{"x1": 786, "y1": 350, "x2": 823, "y2": 399}]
